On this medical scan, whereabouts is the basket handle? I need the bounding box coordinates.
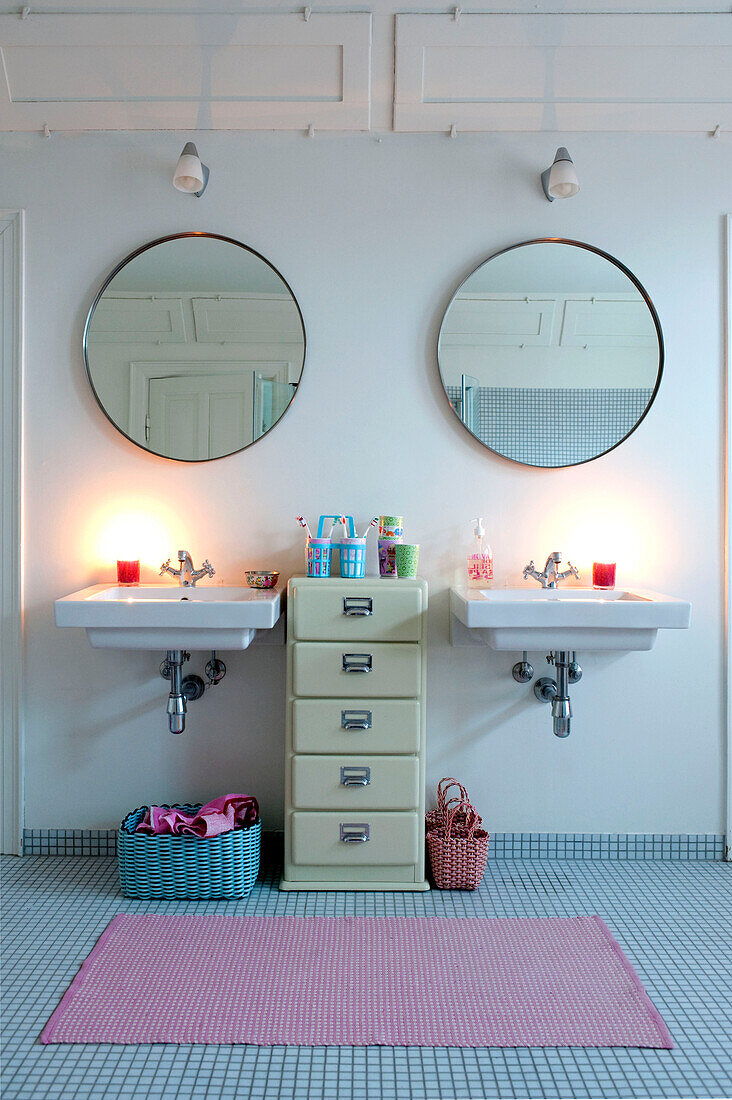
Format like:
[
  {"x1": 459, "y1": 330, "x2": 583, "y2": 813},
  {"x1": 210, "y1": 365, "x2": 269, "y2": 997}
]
[
  {"x1": 443, "y1": 796, "x2": 480, "y2": 841},
  {"x1": 436, "y1": 777, "x2": 469, "y2": 810},
  {"x1": 316, "y1": 514, "x2": 344, "y2": 538}
]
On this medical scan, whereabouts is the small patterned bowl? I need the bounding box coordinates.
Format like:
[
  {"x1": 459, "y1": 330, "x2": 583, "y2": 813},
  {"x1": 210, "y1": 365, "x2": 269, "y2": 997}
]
[{"x1": 245, "y1": 570, "x2": 279, "y2": 590}]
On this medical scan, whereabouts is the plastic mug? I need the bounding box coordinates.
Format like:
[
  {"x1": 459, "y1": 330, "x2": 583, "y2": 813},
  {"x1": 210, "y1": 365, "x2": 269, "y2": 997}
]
[
  {"x1": 378, "y1": 538, "x2": 400, "y2": 577},
  {"x1": 379, "y1": 515, "x2": 404, "y2": 540},
  {"x1": 395, "y1": 544, "x2": 419, "y2": 578}
]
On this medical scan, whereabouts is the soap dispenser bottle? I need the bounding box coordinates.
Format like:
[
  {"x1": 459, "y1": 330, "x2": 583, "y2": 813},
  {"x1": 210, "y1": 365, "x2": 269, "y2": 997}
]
[{"x1": 467, "y1": 518, "x2": 493, "y2": 588}]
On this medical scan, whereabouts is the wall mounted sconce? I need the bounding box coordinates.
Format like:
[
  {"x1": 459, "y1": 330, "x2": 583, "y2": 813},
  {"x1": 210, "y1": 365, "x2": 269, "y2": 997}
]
[
  {"x1": 173, "y1": 142, "x2": 209, "y2": 197},
  {"x1": 541, "y1": 147, "x2": 580, "y2": 202}
]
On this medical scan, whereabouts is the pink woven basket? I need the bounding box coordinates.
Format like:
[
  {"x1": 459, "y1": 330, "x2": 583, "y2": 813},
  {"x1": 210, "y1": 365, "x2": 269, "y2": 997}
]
[
  {"x1": 427, "y1": 797, "x2": 490, "y2": 891},
  {"x1": 425, "y1": 777, "x2": 475, "y2": 833}
]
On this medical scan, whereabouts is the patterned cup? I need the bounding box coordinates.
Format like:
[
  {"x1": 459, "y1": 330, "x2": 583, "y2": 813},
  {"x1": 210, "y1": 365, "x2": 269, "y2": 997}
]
[
  {"x1": 395, "y1": 543, "x2": 419, "y2": 578},
  {"x1": 307, "y1": 538, "x2": 332, "y2": 578},
  {"x1": 378, "y1": 538, "x2": 400, "y2": 577},
  {"x1": 379, "y1": 515, "x2": 404, "y2": 540}
]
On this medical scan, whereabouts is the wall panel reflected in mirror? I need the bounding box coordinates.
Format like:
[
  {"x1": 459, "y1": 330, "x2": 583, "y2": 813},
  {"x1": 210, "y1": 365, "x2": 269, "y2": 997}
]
[
  {"x1": 438, "y1": 239, "x2": 663, "y2": 468},
  {"x1": 84, "y1": 233, "x2": 306, "y2": 462}
]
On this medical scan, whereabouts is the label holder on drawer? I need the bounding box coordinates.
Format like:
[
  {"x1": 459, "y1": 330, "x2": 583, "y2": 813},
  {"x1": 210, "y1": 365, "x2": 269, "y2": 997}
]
[
  {"x1": 341, "y1": 709, "x2": 372, "y2": 730},
  {"x1": 340, "y1": 822, "x2": 370, "y2": 843},
  {"x1": 342, "y1": 652, "x2": 373, "y2": 673},
  {"x1": 343, "y1": 596, "x2": 373, "y2": 617}
]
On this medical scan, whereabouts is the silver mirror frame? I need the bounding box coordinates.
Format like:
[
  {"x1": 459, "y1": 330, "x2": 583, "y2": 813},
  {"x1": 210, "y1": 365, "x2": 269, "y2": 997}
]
[
  {"x1": 437, "y1": 237, "x2": 664, "y2": 469},
  {"x1": 83, "y1": 231, "x2": 306, "y2": 462}
]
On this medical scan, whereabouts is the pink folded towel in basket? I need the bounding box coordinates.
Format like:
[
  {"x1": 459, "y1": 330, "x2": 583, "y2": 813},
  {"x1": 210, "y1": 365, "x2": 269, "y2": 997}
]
[{"x1": 135, "y1": 793, "x2": 259, "y2": 838}]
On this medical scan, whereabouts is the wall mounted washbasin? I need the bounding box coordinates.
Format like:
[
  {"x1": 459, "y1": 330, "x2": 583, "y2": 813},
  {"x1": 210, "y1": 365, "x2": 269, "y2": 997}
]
[
  {"x1": 55, "y1": 583, "x2": 283, "y2": 651},
  {"x1": 450, "y1": 586, "x2": 691, "y2": 652}
]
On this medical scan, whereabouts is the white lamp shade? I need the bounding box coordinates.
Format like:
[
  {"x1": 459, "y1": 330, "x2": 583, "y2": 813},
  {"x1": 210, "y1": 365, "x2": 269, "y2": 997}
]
[
  {"x1": 173, "y1": 143, "x2": 204, "y2": 193},
  {"x1": 547, "y1": 149, "x2": 580, "y2": 200}
]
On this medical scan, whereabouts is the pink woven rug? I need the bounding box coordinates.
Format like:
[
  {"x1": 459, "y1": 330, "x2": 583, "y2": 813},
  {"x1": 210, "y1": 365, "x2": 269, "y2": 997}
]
[{"x1": 41, "y1": 915, "x2": 672, "y2": 1047}]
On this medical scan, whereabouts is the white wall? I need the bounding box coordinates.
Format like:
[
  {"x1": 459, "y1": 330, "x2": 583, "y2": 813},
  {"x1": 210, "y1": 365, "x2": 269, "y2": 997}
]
[{"x1": 2, "y1": 128, "x2": 729, "y2": 833}]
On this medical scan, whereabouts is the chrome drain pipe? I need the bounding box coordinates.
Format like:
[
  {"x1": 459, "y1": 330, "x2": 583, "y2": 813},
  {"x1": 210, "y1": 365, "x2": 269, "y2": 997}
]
[
  {"x1": 532, "y1": 651, "x2": 582, "y2": 737},
  {"x1": 551, "y1": 651, "x2": 572, "y2": 738},
  {"x1": 159, "y1": 649, "x2": 215, "y2": 734},
  {"x1": 165, "y1": 650, "x2": 187, "y2": 735}
]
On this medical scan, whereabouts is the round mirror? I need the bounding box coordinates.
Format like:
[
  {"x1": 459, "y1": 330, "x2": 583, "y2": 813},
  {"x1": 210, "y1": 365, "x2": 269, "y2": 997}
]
[
  {"x1": 437, "y1": 239, "x2": 662, "y2": 468},
  {"x1": 84, "y1": 233, "x2": 305, "y2": 461}
]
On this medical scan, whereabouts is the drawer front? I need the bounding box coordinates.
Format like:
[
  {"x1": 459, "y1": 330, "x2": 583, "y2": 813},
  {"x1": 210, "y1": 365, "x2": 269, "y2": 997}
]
[
  {"x1": 292, "y1": 699, "x2": 420, "y2": 754},
  {"x1": 292, "y1": 584, "x2": 423, "y2": 642},
  {"x1": 292, "y1": 755, "x2": 419, "y2": 810},
  {"x1": 291, "y1": 811, "x2": 419, "y2": 866},
  {"x1": 292, "y1": 643, "x2": 421, "y2": 698}
]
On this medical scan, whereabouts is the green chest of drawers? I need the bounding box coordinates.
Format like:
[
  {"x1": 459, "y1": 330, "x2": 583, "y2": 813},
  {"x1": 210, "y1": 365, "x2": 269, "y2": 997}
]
[{"x1": 280, "y1": 576, "x2": 429, "y2": 891}]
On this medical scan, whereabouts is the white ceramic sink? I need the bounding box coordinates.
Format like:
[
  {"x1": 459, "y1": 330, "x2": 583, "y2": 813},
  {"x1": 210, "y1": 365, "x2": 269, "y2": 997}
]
[
  {"x1": 55, "y1": 583, "x2": 283, "y2": 651},
  {"x1": 450, "y1": 586, "x2": 691, "y2": 652}
]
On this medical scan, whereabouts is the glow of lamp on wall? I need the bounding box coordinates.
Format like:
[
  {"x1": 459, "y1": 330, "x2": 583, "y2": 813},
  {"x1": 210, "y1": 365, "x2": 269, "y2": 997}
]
[
  {"x1": 96, "y1": 510, "x2": 171, "y2": 579},
  {"x1": 543, "y1": 492, "x2": 656, "y2": 582}
]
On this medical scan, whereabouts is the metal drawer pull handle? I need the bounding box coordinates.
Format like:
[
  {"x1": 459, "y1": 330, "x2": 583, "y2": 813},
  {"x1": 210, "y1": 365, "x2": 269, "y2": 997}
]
[
  {"x1": 341, "y1": 766, "x2": 371, "y2": 787},
  {"x1": 343, "y1": 596, "x2": 373, "y2": 617},
  {"x1": 340, "y1": 822, "x2": 370, "y2": 843},
  {"x1": 341, "y1": 709, "x2": 372, "y2": 731},
  {"x1": 342, "y1": 652, "x2": 372, "y2": 673}
]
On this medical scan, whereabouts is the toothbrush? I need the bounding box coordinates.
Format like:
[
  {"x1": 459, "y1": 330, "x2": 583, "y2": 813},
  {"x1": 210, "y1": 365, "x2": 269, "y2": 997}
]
[
  {"x1": 339, "y1": 516, "x2": 349, "y2": 539},
  {"x1": 296, "y1": 516, "x2": 312, "y2": 539},
  {"x1": 328, "y1": 517, "x2": 340, "y2": 539},
  {"x1": 361, "y1": 517, "x2": 378, "y2": 539}
]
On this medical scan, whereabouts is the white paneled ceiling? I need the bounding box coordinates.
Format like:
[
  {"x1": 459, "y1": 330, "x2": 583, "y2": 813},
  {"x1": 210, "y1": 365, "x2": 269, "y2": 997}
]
[
  {"x1": 394, "y1": 13, "x2": 732, "y2": 133},
  {"x1": 0, "y1": 11, "x2": 371, "y2": 131}
]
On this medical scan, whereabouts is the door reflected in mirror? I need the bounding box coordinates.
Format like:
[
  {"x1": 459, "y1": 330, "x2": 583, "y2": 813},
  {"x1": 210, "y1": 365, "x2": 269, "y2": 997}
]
[
  {"x1": 84, "y1": 233, "x2": 306, "y2": 461},
  {"x1": 437, "y1": 239, "x2": 663, "y2": 468}
]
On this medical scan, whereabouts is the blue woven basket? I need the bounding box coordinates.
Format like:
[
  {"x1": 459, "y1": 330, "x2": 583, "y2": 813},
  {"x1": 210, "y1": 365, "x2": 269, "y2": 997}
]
[{"x1": 117, "y1": 803, "x2": 261, "y2": 899}]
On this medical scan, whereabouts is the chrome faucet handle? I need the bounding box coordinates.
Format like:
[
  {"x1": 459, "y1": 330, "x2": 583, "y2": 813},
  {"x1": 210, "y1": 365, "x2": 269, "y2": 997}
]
[
  {"x1": 558, "y1": 561, "x2": 580, "y2": 582},
  {"x1": 523, "y1": 560, "x2": 536, "y2": 578},
  {"x1": 159, "y1": 558, "x2": 172, "y2": 575},
  {"x1": 186, "y1": 559, "x2": 215, "y2": 585}
]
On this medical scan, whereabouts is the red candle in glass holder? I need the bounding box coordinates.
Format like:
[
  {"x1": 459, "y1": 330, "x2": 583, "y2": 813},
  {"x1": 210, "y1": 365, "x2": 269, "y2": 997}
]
[
  {"x1": 117, "y1": 559, "x2": 140, "y2": 585},
  {"x1": 592, "y1": 561, "x2": 616, "y2": 590}
]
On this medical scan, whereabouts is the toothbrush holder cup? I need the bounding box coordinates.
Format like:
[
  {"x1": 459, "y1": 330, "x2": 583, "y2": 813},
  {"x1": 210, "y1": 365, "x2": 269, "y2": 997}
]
[
  {"x1": 339, "y1": 537, "x2": 367, "y2": 579},
  {"x1": 307, "y1": 538, "x2": 332, "y2": 578}
]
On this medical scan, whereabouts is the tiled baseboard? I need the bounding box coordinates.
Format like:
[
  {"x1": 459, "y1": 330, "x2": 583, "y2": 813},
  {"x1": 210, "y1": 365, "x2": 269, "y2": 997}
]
[
  {"x1": 22, "y1": 829, "x2": 117, "y2": 856},
  {"x1": 21, "y1": 828, "x2": 726, "y2": 860},
  {"x1": 487, "y1": 832, "x2": 726, "y2": 860}
]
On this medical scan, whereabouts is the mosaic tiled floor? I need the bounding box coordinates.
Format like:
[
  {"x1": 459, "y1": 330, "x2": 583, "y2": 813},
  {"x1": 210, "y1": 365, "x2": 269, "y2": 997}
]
[{"x1": 1, "y1": 856, "x2": 730, "y2": 1100}]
